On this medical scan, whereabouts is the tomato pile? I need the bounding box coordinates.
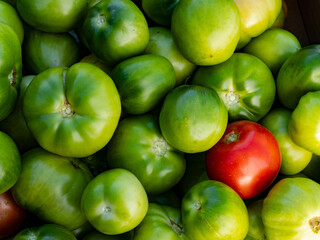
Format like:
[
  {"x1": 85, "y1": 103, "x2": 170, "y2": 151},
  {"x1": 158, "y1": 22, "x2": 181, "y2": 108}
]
[{"x1": 1, "y1": 0, "x2": 320, "y2": 239}]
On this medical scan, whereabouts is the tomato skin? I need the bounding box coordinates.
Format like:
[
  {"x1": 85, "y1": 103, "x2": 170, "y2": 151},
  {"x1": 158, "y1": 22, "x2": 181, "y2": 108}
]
[
  {"x1": 206, "y1": 120, "x2": 281, "y2": 199},
  {"x1": 0, "y1": 191, "x2": 26, "y2": 239}
]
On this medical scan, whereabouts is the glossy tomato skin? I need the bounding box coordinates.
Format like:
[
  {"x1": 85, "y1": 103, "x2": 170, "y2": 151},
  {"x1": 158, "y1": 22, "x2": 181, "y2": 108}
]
[
  {"x1": 206, "y1": 120, "x2": 281, "y2": 199},
  {"x1": 0, "y1": 191, "x2": 26, "y2": 239}
]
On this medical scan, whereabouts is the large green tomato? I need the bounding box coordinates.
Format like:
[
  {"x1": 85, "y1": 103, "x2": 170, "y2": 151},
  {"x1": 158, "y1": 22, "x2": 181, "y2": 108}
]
[
  {"x1": 14, "y1": 224, "x2": 76, "y2": 240},
  {"x1": 144, "y1": 27, "x2": 196, "y2": 86},
  {"x1": 12, "y1": 148, "x2": 93, "y2": 230},
  {"x1": 23, "y1": 63, "x2": 121, "y2": 158},
  {"x1": 160, "y1": 85, "x2": 228, "y2": 153},
  {"x1": 234, "y1": 0, "x2": 282, "y2": 49},
  {"x1": 23, "y1": 28, "x2": 80, "y2": 74},
  {"x1": 83, "y1": 230, "x2": 134, "y2": 240},
  {"x1": 0, "y1": 131, "x2": 20, "y2": 194},
  {"x1": 260, "y1": 108, "x2": 312, "y2": 175},
  {"x1": 289, "y1": 91, "x2": 320, "y2": 155},
  {"x1": 182, "y1": 180, "x2": 249, "y2": 240},
  {"x1": 16, "y1": 0, "x2": 88, "y2": 33},
  {"x1": 80, "y1": 0, "x2": 149, "y2": 66},
  {"x1": 134, "y1": 203, "x2": 189, "y2": 240},
  {"x1": 107, "y1": 114, "x2": 185, "y2": 195},
  {"x1": 262, "y1": 177, "x2": 320, "y2": 239},
  {"x1": 81, "y1": 169, "x2": 148, "y2": 235},
  {"x1": 0, "y1": 22, "x2": 22, "y2": 121},
  {"x1": 192, "y1": 53, "x2": 275, "y2": 122},
  {"x1": 171, "y1": 0, "x2": 241, "y2": 65},
  {"x1": 0, "y1": 1, "x2": 23, "y2": 44},
  {"x1": 277, "y1": 45, "x2": 320, "y2": 109},
  {"x1": 243, "y1": 28, "x2": 301, "y2": 74},
  {"x1": 111, "y1": 54, "x2": 175, "y2": 115}
]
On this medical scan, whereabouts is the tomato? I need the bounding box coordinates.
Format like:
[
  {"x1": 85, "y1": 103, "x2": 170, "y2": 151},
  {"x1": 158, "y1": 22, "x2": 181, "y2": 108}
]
[
  {"x1": 148, "y1": 190, "x2": 181, "y2": 208},
  {"x1": 159, "y1": 85, "x2": 228, "y2": 153},
  {"x1": 80, "y1": 54, "x2": 112, "y2": 75},
  {"x1": 14, "y1": 224, "x2": 76, "y2": 240},
  {"x1": 22, "y1": 62, "x2": 121, "y2": 158},
  {"x1": 134, "y1": 203, "x2": 189, "y2": 240},
  {"x1": 244, "y1": 200, "x2": 265, "y2": 240},
  {"x1": 144, "y1": 27, "x2": 196, "y2": 86},
  {"x1": 111, "y1": 54, "x2": 175, "y2": 115},
  {"x1": 181, "y1": 180, "x2": 249, "y2": 240},
  {"x1": 271, "y1": 0, "x2": 287, "y2": 28},
  {"x1": 302, "y1": 154, "x2": 320, "y2": 183},
  {"x1": 206, "y1": 120, "x2": 281, "y2": 199},
  {"x1": 171, "y1": 0, "x2": 241, "y2": 65},
  {"x1": 80, "y1": 0, "x2": 149, "y2": 66},
  {"x1": 191, "y1": 53, "x2": 275, "y2": 122},
  {"x1": 16, "y1": 0, "x2": 88, "y2": 33},
  {"x1": 277, "y1": 45, "x2": 320, "y2": 109},
  {"x1": 243, "y1": 28, "x2": 301, "y2": 74},
  {"x1": 262, "y1": 177, "x2": 320, "y2": 239},
  {"x1": 12, "y1": 148, "x2": 93, "y2": 230},
  {"x1": 260, "y1": 108, "x2": 312, "y2": 175},
  {"x1": 106, "y1": 114, "x2": 185, "y2": 195},
  {"x1": 81, "y1": 169, "x2": 148, "y2": 235},
  {"x1": 0, "y1": 191, "x2": 26, "y2": 239},
  {"x1": 83, "y1": 230, "x2": 134, "y2": 240}
]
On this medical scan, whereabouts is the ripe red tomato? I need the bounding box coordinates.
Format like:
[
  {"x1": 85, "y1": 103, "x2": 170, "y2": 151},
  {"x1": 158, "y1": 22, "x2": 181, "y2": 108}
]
[
  {"x1": 205, "y1": 120, "x2": 281, "y2": 199},
  {"x1": 0, "y1": 190, "x2": 26, "y2": 238}
]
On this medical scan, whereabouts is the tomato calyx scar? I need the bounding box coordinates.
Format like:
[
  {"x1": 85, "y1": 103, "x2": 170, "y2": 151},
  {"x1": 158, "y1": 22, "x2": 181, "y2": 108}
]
[
  {"x1": 309, "y1": 216, "x2": 320, "y2": 233},
  {"x1": 224, "y1": 131, "x2": 240, "y2": 144}
]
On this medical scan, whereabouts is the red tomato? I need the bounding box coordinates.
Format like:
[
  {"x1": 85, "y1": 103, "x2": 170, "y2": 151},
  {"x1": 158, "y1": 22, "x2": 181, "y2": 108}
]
[
  {"x1": 0, "y1": 190, "x2": 26, "y2": 238},
  {"x1": 205, "y1": 120, "x2": 281, "y2": 199}
]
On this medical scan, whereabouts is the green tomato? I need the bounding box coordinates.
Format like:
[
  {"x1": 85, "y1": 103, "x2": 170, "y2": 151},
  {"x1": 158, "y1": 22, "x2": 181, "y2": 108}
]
[
  {"x1": 0, "y1": 22, "x2": 22, "y2": 121},
  {"x1": 72, "y1": 222, "x2": 94, "y2": 239},
  {"x1": 277, "y1": 45, "x2": 320, "y2": 109},
  {"x1": 260, "y1": 108, "x2": 312, "y2": 175},
  {"x1": 107, "y1": 114, "x2": 185, "y2": 194},
  {"x1": 14, "y1": 224, "x2": 76, "y2": 240},
  {"x1": 182, "y1": 180, "x2": 249, "y2": 240},
  {"x1": 160, "y1": 85, "x2": 228, "y2": 153},
  {"x1": 23, "y1": 28, "x2": 80, "y2": 74},
  {"x1": 12, "y1": 148, "x2": 93, "y2": 230},
  {"x1": 111, "y1": 54, "x2": 175, "y2": 115},
  {"x1": 134, "y1": 203, "x2": 189, "y2": 240},
  {"x1": 81, "y1": 169, "x2": 148, "y2": 235},
  {"x1": 23, "y1": 62, "x2": 121, "y2": 158},
  {"x1": 302, "y1": 154, "x2": 320, "y2": 183},
  {"x1": 243, "y1": 28, "x2": 301, "y2": 74},
  {"x1": 192, "y1": 53, "x2": 275, "y2": 122},
  {"x1": 244, "y1": 200, "x2": 265, "y2": 240},
  {"x1": 289, "y1": 91, "x2": 320, "y2": 155},
  {"x1": 0, "y1": 1, "x2": 23, "y2": 44},
  {"x1": 262, "y1": 177, "x2": 320, "y2": 239},
  {"x1": 0, "y1": 75, "x2": 38, "y2": 153},
  {"x1": 171, "y1": 0, "x2": 241, "y2": 65},
  {"x1": 144, "y1": 27, "x2": 196, "y2": 86},
  {"x1": 16, "y1": 0, "x2": 88, "y2": 33},
  {"x1": 148, "y1": 190, "x2": 181, "y2": 208},
  {"x1": 80, "y1": 0, "x2": 149, "y2": 66},
  {"x1": 271, "y1": 1, "x2": 287, "y2": 28},
  {"x1": 83, "y1": 230, "x2": 134, "y2": 240},
  {"x1": 0, "y1": 131, "x2": 20, "y2": 194},
  {"x1": 80, "y1": 54, "x2": 112, "y2": 75}
]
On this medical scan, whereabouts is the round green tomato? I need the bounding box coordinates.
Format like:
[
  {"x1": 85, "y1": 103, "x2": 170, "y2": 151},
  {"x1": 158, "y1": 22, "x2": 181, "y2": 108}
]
[
  {"x1": 23, "y1": 63, "x2": 121, "y2": 158},
  {"x1": 277, "y1": 45, "x2": 320, "y2": 109},
  {"x1": 134, "y1": 203, "x2": 189, "y2": 240},
  {"x1": 260, "y1": 108, "x2": 312, "y2": 175},
  {"x1": 289, "y1": 91, "x2": 320, "y2": 155},
  {"x1": 16, "y1": 0, "x2": 88, "y2": 33},
  {"x1": 12, "y1": 148, "x2": 93, "y2": 230},
  {"x1": 83, "y1": 230, "x2": 134, "y2": 240},
  {"x1": 111, "y1": 54, "x2": 175, "y2": 115},
  {"x1": 160, "y1": 85, "x2": 228, "y2": 153},
  {"x1": 262, "y1": 177, "x2": 320, "y2": 239},
  {"x1": 23, "y1": 28, "x2": 80, "y2": 74},
  {"x1": 244, "y1": 200, "x2": 265, "y2": 240},
  {"x1": 0, "y1": 131, "x2": 20, "y2": 194},
  {"x1": 81, "y1": 169, "x2": 148, "y2": 235},
  {"x1": 144, "y1": 27, "x2": 196, "y2": 86},
  {"x1": 0, "y1": 22, "x2": 22, "y2": 121},
  {"x1": 107, "y1": 114, "x2": 185, "y2": 195},
  {"x1": 14, "y1": 224, "x2": 76, "y2": 240},
  {"x1": 0, "y1": 1, "x2": 23, "y2": 44},
  {"x1": 80, "y1": 0, "x2": 149, "y2": 66},
  {"x1": 182, "y1": 180, "x2": 249, "y2": 240},
  {"x1": 192, "y1": 53, "x2": 275, "y2": 122},
  {"x1": 243, "y1": 28, "x2": 301, "y2": 74},
  {"x1": 171, "y1": 0, "x2": 240, "y2": 65}
]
